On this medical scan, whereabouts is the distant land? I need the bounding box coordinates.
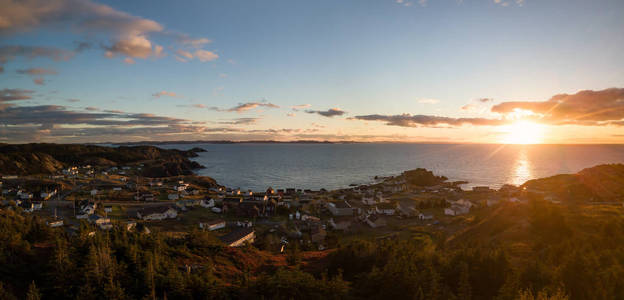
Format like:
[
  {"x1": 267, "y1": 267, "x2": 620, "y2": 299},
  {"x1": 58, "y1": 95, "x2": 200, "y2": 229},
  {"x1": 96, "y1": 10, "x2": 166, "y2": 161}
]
[{"x1": 0, "y1": 143, "x2": 206, "y2": 177}]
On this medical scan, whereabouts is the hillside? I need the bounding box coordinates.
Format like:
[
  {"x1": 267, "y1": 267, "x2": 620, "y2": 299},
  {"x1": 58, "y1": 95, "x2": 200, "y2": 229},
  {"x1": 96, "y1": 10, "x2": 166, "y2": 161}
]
[
  {"x1": 521, "y1": 163, "x2": 624, "y2": 202},
  {"x1": 0, "y1": 143, "x2": 205, "y2": 177}
]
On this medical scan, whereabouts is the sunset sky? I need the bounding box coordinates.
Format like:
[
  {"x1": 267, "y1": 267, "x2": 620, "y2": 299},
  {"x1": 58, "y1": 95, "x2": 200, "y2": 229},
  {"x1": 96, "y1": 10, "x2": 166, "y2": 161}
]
[{"x1": 1, "y1": 0, "x2": 623, "y2": 144}]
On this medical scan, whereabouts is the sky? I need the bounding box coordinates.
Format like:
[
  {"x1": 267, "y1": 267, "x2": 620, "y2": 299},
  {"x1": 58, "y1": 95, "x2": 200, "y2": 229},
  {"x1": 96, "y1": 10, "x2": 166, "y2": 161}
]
[{"x1": 0, "y1": 0, "x2": 623, "y2": 144}]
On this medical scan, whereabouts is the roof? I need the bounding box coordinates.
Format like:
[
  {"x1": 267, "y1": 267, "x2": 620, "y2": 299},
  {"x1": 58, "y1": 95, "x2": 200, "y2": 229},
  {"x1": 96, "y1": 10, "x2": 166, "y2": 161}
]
[
  {"x1": 220, "y1": 228, "x2": 254, "y2": 245},
  {"x1": 139, "y1": 206, "x2": 175, "y2": 215},
  {"x1": 332, "y1": 201, "x2": 351, "y2": 208}
]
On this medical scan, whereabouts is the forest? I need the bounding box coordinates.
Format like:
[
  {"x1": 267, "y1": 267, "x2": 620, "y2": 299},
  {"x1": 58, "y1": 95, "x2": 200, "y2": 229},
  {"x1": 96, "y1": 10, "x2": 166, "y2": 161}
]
[{"x1": 1, "y1": 198, "x2": 624, "y2": 299}]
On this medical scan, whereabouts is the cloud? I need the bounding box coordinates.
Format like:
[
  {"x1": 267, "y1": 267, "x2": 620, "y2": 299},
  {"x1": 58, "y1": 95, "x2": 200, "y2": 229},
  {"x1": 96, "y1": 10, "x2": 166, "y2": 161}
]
[
  {"x1": 213, "y1": 101, "x2": 280, "y2": 113},
  {"x1": 194, "y1": 49, "x2": 218, "y2": 62},
  {"x1": 0, "y1": 45, "x2": 74, "y2": 65},
  {"x1": 291, "y1": 104, "x2": 311, "y2": 111},
  {"x1": 305, "y1": 108, "x2": 346, "y2": 117},
  {"x1": 0, "y1": 88, "x2": 35, "y2": 102},
  {"x1": 33, "y1": 78, "x2": 45, "y2": 85},
  {"x1": 219, "y1": 117, "x2": 259, "y2": 125},
  {"x1": 0, "y1": 0, "x2": 212, "y2": 63},
  {"x1": 287, "y1": 112, "x2": 296, "y2": 117},
  {"x1": 67, "y1": 98, "x2": 80, "y2": 102},
  {"x1": 173, "y1": 48, "x2": 218, "y2": 62},
  {"x1": 123, "y1": 57, "x2": 135, "y2": 64},
  {"x1": 418, "y1": 98, "x2": 439, "y2": 104},
  {"x1": 0, "y1": 66, "x2": 3, "y2": 73},
  {"x1": 491, "y1": 88, "x2": 624, "y2": 126},
  {"x1": 152, "y1": 91, "x2": 178, "y2": 98},
  {"x1": 16, "y1": 67, "x2": 58, "y2": 76},
  {"x1": 176, "y1": 49, "x2": 193, "y2": 59},
  {"x1": 0, "y1": 0, "x2": 166, "y2": 59},
  {"x1": 352, "y1": 114, "x2": 505, "y2": 127}
]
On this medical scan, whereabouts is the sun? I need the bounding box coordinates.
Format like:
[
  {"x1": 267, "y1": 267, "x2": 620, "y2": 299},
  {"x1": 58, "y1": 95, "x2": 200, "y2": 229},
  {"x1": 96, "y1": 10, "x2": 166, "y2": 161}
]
[{"x1": 500, "y1": 121, "x2": 544, "y2": 144}]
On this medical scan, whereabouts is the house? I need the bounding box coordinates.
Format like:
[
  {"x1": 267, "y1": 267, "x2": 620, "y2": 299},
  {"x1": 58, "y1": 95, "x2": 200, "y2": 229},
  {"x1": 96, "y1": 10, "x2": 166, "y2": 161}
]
[
  {"x1": 135, "y1": 193, "x2": 155, "y2": 201},
  {"x1": 219, "y1": 228, "x2": 255, "y2": 247},
  {"x1": 444, "y1": 205, "x2": 470, "y2": 216},
  {"x1": 104, "y1": 205, "x2": 113, "y2": 213},
  {"x1": 174, "y1": 184, "x2": 189, "y2": 192},
  {"x1": 32, "y1": 201, "x2": 43, "y2": 210},
  {"x1": 137, "y1": 206, "x2": 177, "y2": 220},
  {"x1": 361, "y1": 193, "x2": 376, "y2": 205},
  {"x1": 365, "y1": 215, "x2": 387, "y2": 228},
  {"x1": 40, "y1": 189, "x2": 57, "y2": 200},
  {"x1": 329, "y1": 217, "x2": 352, "y2": 231},
  {"x1": 47, "y1": 220, "x2": 64, "y2": 228},
  {"x1": 88, "y1": 214, "x2": 112, "y2": 229},
  {"x1": 199, "y1": 219, "x2": 226, "y2": 231},
  {"x1": 113, "y1": 187, "x2": 122, "y2": 191},
  {"x1": 90, "y1": 189, "x2": 98, "y2": 196},
  {"x1": 375, "y1": 203, "x2": 396, "y2": 216},
  {"x1": 79, "y1": 201, "x2": 97, "y2": 215},
  {"x1": 327, "y1": 201, "x2": 354, "y2": 216},
  {"x1": 418, "y1": 213, "x2": 433, "y2": 220},
  {"x1": 200, "y1": 198, "x2": 215, "y2": 208},
  {"x1": 20, "y1": 201, "x2": 34, "y2": 212},
  {"x1": 168, "y1": 193, "x2": 179, "y2": 201},
  {"x1": 302, "y1": 215, "x2": 320, "y2": 222},
  {"x1": 396, "y1": 200, "x2": 418, "y2": 217}
]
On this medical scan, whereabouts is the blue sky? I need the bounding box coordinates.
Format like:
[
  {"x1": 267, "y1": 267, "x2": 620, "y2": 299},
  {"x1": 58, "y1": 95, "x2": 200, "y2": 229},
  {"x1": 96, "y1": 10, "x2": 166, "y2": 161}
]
[{"x1": 1, "y1": 0, "x2": 623, "y2": 143}]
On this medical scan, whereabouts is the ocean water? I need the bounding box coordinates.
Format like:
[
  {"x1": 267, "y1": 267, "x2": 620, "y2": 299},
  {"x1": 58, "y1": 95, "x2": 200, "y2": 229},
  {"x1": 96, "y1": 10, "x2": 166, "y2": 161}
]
[{"x1": 157, "y1": 143, "x2": 624, "y2": 191}]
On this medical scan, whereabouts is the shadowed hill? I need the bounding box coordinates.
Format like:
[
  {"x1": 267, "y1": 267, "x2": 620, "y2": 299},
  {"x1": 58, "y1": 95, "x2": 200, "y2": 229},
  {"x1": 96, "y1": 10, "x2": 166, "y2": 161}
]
[
  {"x1": 521, "y1": 163, "x2": 624, "y2": 202},
  {"x1": 0, "y1": 143, "x2": 205, "y2": 177}
]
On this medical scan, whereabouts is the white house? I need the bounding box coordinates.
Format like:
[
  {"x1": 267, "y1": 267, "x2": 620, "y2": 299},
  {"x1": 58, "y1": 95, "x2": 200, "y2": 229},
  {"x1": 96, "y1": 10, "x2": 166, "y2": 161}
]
[
  {"x1": 361, "y1": 194, "x2": 376, "y2": 205},
  {"x1": 168, "y1": 193, "x2": 179, "y2": 201},
  {"x1": 137, "y1": 206, "x2": 178, "y2": 220},
  {"x1": 47, "y1": 220, "x2": 64, "y2": 228},
  {"x1": 199, "y1": 219, "x2": 226, "y2": 231},
  {"x1": 444, "y1": 205, "x2": 470, "y2": 216},
  {"x1": 418, "y1": 213, "x2": 433, "y2": 220},
  {"x1": 328, "y1": 201, "x2": 354, "y2": 216},
  {"x1": 200, "y1": 198, "x2": 215, "y2": 208},
  {"x1": 220, "y1": 228, "x2": 255, "y2": 247},
  {"x1": 90, "y1": 189, "x2": 98, "y2": 196},
  {"x1": 365, "y1": 215, "x2": 387, "y2": 228},
  {"x1": 375, "y1": 202, "x2": 396, "y2": 215}
]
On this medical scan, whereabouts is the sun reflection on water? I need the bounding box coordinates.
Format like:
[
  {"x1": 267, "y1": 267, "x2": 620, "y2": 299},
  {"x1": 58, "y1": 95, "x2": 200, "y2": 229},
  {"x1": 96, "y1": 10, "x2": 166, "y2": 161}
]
[{"x1": 512, "y1": 148, "x2": 532, "y2": 186}]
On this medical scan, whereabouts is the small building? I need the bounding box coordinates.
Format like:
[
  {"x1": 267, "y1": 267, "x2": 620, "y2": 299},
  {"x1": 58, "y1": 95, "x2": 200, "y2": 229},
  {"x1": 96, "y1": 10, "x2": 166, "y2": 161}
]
[
  {"x1": 444, "y1": 205, "x2": 470, "y2": 216},
  {"x1": 396, "y1": 200, "x2": 418, "y2": 217},
  {"x1": 137, "y1": 206, "x2": 178, "y2": 220},
  {"x1": 418, "y1": 213, "x2": 433, "y2": 220},
  {"x1": 327, "y1": 201, "x2": 354, "y2": 216},
  {"x1": 365, "y1": 215, "x2": 387, "y2": 228},
  {"x1": 220, "y1": 228, "x2": 255, "y2": 247},
  {"x1": 199, "y1": 219, "x2": 226, "y2": 231},
  {"x1": 90, "y1": 189, "x2": 98, "y2": 196},
  {"x1": 375, "y1": 203, "x2": 396, "y2": 216},
  {"x1": 201, "y1": 198, "x2": 215, "y2": 208},
  {"x1": 168, "y1": 193, "x2": 179, "y2": 201},
  {"x1": 329, "y1": 217, "x2": 352, "y2": 231},
  {"x1": 47, "y1": 220, "x2": 64, "y2": 228},
  {"x1": 104, "y1": 205, "x2": 113, "y2": 213}
]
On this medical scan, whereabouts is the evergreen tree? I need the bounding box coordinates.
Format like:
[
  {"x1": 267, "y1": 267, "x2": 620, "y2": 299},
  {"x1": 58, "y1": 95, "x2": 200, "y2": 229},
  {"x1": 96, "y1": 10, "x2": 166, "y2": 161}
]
[{"x1": 26, "y1": 281, "x2": 41, "y2": 300}]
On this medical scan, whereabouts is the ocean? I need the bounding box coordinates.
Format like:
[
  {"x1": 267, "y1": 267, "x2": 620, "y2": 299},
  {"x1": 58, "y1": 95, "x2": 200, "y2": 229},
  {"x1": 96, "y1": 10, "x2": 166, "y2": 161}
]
[{"x1": 157, "y1": 143, "x2": 624, "y2": 191}]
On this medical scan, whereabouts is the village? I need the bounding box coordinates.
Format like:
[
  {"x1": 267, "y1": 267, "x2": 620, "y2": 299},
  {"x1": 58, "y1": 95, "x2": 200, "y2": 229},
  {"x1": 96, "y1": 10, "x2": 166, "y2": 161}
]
[{"x1": 0, "y1": 164, "x2": 530, "y2": 251}]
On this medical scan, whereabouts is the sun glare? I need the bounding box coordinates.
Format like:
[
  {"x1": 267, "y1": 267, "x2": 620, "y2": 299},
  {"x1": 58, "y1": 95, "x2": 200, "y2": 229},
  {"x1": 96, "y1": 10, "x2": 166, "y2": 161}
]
[{"x1": 501, "y1": 121, "x2": 544, "y2": 144}]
